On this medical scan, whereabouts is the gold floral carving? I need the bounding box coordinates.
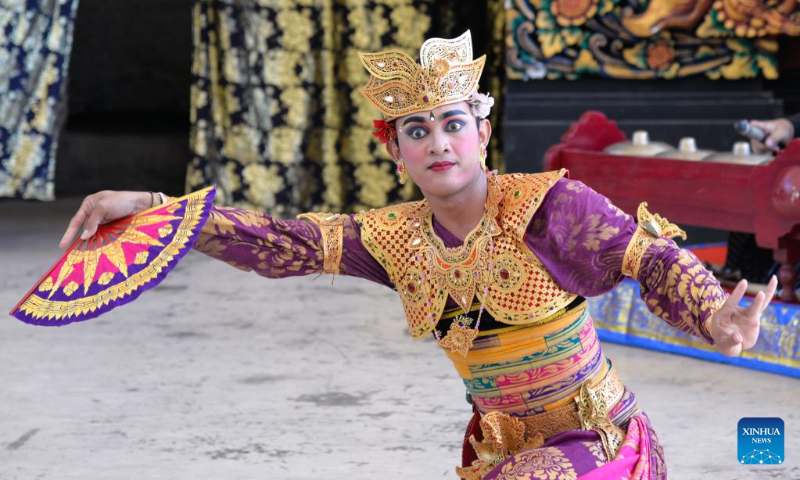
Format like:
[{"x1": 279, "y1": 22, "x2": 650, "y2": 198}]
[
  {"x1": 621, "y1": 0, "x2": 800, "y2": 38},
  {"x1": 709, "y1": 0, "x2": 800, "y2": 37},
  {"x1": 519, "y1": 365, "x2": 624, "y2": 439},
  {"x1": 551, "y1": 0, "x2": 599, "y2": 27},
  {"x1": 622, "y1": 0, "x2": 714, "y2": 37},
  {"x1": 622, "y1": 228, "x2": 656, "y2": 280},
  {"x1": 646, "y1": 41, "x2": 676, "y2": 71},
  {"x1": 507, "y1": 0, "x2": 781, "y2": 81}
]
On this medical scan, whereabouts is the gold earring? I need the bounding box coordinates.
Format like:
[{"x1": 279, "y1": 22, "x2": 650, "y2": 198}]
[
  {"x1": 396, "y1": 158, "x2": 408, "y2": 185},
  {"x1": 479, "y1": 145, "x2": 487, "y2": 170}
]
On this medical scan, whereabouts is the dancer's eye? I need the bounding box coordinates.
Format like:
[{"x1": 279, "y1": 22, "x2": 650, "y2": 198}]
[
  {"x1": 407, "y1": 127, "x2": 428, "y2": 139},
  {"x1": 445, "y1": 120, "x2": 465, "y2": 132}
]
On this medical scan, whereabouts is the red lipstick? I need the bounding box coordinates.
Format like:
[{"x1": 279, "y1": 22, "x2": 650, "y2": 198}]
[{"x1": 429, "y1": 161, "x2": 455, "y2": 172}]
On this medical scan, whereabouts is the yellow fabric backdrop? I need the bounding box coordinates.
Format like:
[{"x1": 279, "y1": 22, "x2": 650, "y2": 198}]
[{"x1": 187, "y1": 0, "x2": 505, "y2": 217}]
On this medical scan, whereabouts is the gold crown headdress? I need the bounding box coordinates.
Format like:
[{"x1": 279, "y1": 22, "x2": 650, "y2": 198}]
[{"x1": 358, "y1": 31, "x2": 486, "y2": 121}]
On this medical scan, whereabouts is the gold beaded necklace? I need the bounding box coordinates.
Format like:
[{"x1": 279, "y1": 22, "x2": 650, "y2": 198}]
[{"x1": 429, "y1": 173, "x2": 500, "y2": 357}]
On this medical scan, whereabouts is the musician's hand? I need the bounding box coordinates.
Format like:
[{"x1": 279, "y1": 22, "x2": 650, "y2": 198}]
[
  {"x1": 59, "y1": 191, "x2": 153, "y2": 248},
  {"x1": 750, "y1": 119, "x2": 794, "y2": 153},
  {"x1": 710, "y1": 276, "x2": 777, "y2": 356}
]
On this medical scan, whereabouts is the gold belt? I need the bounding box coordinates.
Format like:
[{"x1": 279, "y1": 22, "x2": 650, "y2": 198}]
[
  {"x1": 457, "y1": 367, "x2": 628, "y2": 480},
  {"x1": 520, "y1": 365, "x2": 625, "y2": 441}
]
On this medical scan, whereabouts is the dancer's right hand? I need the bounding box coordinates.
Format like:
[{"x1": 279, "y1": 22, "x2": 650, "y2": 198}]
[{"x1": 59, "y1": 191, "x2": 153, "y2": 248}]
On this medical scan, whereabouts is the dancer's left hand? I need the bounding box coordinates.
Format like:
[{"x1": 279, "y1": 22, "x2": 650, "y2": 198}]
[{"x1": 709, "y1": 276, "x2": 778, "y2": 356}]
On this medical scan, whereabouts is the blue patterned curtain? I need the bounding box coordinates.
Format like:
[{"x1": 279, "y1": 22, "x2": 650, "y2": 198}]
[{"x1": 0, "y1": 0, "x2": 80, "y2": 200}]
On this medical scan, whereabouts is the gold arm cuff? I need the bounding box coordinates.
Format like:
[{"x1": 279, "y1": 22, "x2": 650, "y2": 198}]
[
  {"x1": 622, "y1": 227, "x2": 656, "y2": 279},
  {"x1": 297, "y1": 212, "x2": 345, "y2": 275},
  {"x1": 622, "y1": 202, "x2": 687, "y2": 279}
]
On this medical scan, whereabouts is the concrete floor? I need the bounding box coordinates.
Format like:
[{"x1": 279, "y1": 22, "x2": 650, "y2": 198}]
[{"x1": 1, "y1": 198, "x2": 799, "y2": 480}]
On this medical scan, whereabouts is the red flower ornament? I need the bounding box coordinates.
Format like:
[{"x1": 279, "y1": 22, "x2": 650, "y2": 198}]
[{"x1": 372, "y1": 119, "x2": 397, "y2": 144}]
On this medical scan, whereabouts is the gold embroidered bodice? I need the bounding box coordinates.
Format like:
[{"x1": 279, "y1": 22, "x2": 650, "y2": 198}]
[{"x1": 356, "y1": 171, "x2": 578, "y2": 338}]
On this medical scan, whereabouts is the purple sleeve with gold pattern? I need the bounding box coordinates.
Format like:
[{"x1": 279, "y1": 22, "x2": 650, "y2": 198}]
[
  {"x1": 525, "y1": 178, "x2": 725, "y2": 344},
  {"x1": 193, "y1": 206, "x2": 392, "y2": 286},
  {"x1": 637, "y1": 238, "x2": 726, "y2": 344}
]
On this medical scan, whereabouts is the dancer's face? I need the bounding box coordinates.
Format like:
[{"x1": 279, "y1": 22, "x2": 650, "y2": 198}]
[{"x1": 387, "y1": 101, "x2": 491, "y2": 198}]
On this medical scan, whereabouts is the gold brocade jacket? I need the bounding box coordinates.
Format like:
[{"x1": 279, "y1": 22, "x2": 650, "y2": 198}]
[{"x1": 354, "y1": 170, "x2": 579, "y2": 338}]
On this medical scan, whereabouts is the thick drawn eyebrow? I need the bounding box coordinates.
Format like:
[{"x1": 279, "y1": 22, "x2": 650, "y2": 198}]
[
  {"x1": 402, "y1": 116, "x2": 426, "y2": 126},
  {"x1": 402, "y1": 110, "x2": 469, "y2": 126},
  {"x1": 441, "y1": 110, "x2": 468, "y2": 119}
]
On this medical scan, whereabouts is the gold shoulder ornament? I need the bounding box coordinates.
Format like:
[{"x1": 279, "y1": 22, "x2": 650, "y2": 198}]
[{"x1": 622, "y1": 202, "x2": 687, "y2": 279}]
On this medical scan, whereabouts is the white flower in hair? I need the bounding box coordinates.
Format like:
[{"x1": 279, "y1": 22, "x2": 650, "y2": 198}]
[{"x1": 468, "y1": 91, "x2": 494, "y2": 119}]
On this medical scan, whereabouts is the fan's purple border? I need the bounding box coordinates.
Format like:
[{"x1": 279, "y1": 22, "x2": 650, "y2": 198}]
[{"x1": 12, "y1": 187, "x2": 216, "y2": 327}]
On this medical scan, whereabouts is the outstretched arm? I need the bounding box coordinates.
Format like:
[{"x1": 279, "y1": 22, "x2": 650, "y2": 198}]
[
  {"x1": 524, "y1": 178, "x2": 774, "y2": 355},
  {"x1": 195, "y1": 207, "x2": 392, "y2": 286},
  {"x1": 60, "y1": 190, "x2": 392, "y2": 285}
]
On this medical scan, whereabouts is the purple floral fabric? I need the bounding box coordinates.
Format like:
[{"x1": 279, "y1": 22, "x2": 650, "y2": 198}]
[
  {"x1": 526, "y1": 178, "x2": 725, "y2": 344},
  {"x1": 193, "y1": 206, "x2": 324, "y2": 279}
]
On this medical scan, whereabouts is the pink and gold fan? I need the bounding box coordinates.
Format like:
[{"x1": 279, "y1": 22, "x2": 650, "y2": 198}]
[{"x1": 10, "y1": 186, "x2": 216, "y2": 326}]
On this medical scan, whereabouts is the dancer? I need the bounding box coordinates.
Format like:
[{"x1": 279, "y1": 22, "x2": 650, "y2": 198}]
[{"x1": 60, "y1": 32, "x2": 776, "y2": 479}]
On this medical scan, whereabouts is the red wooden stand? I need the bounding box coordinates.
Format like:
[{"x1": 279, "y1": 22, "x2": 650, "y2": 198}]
[{"x1": 544, "y1": 111, "x2": 800, "y2": 302}]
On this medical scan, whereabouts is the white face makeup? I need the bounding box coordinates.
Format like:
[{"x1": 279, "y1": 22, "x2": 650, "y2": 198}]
[{"x1": 389, "y1": 101, "x2": 491, "y2": 199}]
